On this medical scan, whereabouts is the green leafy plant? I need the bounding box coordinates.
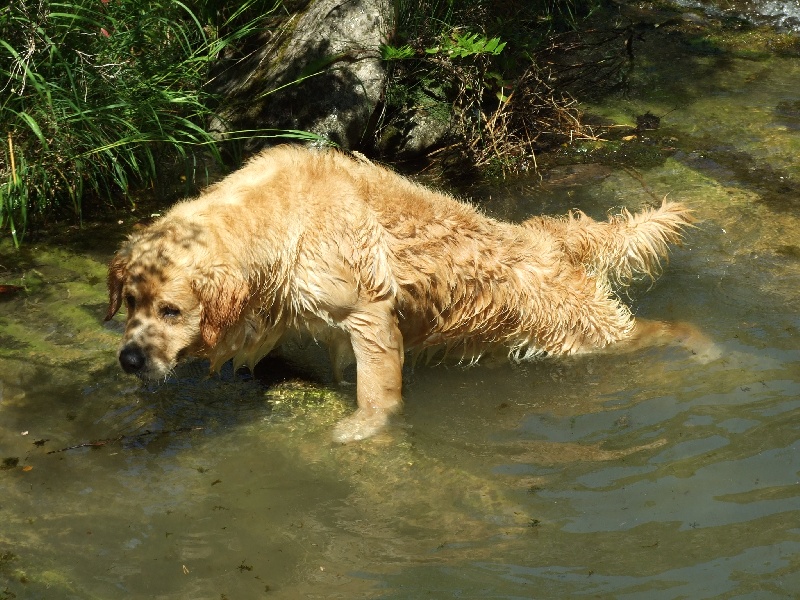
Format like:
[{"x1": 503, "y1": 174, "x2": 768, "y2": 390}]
[
  {"x1": 425, "y1": 32, "x2": 506, "y2": 59},
  {"x1": 379, "y1": 0, "x2": 609, "y2": 173},
  {"x1": 380, "y1": 44, "x2": 416, "y2": 61}
]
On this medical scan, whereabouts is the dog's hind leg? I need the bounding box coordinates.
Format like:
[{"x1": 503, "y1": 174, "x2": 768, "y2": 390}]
[
  {"x1": 617, "y1": 318, "x2": 721, "y2": 363},
  {"x1": 332, "y1": 299, "x2": 404, "y2": 443}
]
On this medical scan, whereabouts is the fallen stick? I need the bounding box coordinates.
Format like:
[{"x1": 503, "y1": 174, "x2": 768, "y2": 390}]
[{"x1": 46, "y1": 426, "x2": 204, "y2": 454}]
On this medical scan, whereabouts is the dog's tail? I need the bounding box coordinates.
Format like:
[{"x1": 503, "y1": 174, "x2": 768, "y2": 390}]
[{"x1": 526, "y1": 200, "x2": 695, "y2": 286}]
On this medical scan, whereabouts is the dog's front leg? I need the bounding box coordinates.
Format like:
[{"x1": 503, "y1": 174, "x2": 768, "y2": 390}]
[{"x1": 333, "y1": 300, "x2": 404, "y2": 443}]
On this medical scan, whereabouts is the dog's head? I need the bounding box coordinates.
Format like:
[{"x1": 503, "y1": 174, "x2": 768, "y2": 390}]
[{"x1": 106, "y1": 220, "x2": 250, "y2": 380}]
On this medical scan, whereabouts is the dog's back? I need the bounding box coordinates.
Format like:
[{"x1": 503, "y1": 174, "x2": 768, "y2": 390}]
[
  {"x1": 312, "y1": 152, "x2": 693, "y2": 359},
  {"x1": 108, "y1": 144, "x2": 698, "y2": 442},
  {"x1": 226, "y1": 147, "x2": 694, "y2": 361}
]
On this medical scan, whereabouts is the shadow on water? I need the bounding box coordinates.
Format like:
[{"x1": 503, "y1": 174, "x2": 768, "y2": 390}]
[{"x1": 2, "y1": 11, "x2": 800, "y2": 600}]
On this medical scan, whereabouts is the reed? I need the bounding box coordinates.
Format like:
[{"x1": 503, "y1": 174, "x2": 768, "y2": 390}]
[{"x1": 0, "y1": 0, "x2": 317, "y2": 246}]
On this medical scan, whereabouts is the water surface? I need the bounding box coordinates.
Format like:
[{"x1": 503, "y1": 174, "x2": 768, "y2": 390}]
[{"x1": 1, "y1": 17, "x2": 799, "y2": 600}]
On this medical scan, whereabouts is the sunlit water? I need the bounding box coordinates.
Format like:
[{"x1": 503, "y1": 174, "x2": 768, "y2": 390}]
[
  {"x1": 2, "y1": 19, "x2": 799, "y2": 600},
  {"x1": 676, "y1": 0, "x2": 800, "y2": 31}
]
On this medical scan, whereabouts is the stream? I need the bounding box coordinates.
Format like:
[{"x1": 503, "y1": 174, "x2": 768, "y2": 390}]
[{"x1": 1, "y1": 7, "x2": 799, "y2": 600}]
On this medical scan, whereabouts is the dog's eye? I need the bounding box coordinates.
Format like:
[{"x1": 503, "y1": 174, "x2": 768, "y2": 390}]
[{"x1": 160, "y1": 305, "x2": 181, "y2": 319}]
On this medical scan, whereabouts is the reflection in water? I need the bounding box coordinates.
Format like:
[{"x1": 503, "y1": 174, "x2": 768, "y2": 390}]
[{"x1": 2, "y1": 24, "x2": 800, "y2": 600}]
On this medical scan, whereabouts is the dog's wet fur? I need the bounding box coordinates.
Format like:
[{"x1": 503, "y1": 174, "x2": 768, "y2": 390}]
[{"x1": 107, "y1": 145, "x2": 709, "y2": 442}]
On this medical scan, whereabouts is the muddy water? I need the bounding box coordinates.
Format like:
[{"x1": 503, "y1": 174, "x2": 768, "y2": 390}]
[{"x1": 2, "y1": 23, "x2": 799, "y2": 600}]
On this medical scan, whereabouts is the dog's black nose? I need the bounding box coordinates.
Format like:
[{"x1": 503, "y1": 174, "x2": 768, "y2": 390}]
[{"x1": 119, "y1": 345, "x2": 146, "y2": 374}]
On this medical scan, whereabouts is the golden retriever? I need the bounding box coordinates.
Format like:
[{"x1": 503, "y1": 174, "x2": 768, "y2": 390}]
[{"x1": 107, "y1": 145, "x2": 698, "y2": 442}]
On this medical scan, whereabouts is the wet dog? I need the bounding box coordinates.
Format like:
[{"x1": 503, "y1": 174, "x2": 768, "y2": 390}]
[{"x1": 107, "y1": 145, "x2": 698, "y2": 442}]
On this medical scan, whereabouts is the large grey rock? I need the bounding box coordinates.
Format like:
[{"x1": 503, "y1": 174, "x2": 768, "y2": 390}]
[{"x1": 210, "y1": 0, "x2": 392, "y2": 152}]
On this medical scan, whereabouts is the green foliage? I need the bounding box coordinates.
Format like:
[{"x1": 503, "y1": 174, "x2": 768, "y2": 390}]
[
  {"x1": 380, "y1": 0, "x2": 607, "y2": 170},
  {"x1": 425, "y1": 32, "x2": 506, "y2": 59},
  {"x1": 0, "y1": 0, "x2": 303, "y2": 246},
  {"x1": 381, "y1": 31, "x2": 505, "y2": 62},
  {"x1": 380, "y1": 44, "x2": 416, "y2": 61}
]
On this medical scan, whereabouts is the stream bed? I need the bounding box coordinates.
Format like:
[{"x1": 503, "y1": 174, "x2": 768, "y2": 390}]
[{"x1": 1, "y1": 11, "x2": 799, "y2": 600}]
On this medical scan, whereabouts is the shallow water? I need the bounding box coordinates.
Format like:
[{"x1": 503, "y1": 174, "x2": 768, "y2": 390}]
[
  {"x1": 2, "y1": 21, "x2": 800, "y2": 600},
  {"x1": 676, "y1": 0, "x2": 800, "y2": 31}
]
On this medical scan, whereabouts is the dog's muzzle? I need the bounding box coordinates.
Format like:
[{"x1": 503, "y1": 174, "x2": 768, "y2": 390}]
[{"x1": 119, "y1": 344, "x2": 146, "y2": 375}]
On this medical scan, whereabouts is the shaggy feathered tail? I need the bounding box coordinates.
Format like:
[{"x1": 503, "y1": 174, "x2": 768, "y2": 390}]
[{"x1": 525, "y1": 200, "x2": 695, "y2": 286}]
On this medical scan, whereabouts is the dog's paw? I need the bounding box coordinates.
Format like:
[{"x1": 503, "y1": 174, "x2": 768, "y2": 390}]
[
  {"x1": 332, "y1": 409, "x2": 390, "y2": 443},
  {"x1": 688, "y1": 339, "x2": 722, "y2": 364},
  {"x1": 671, "y1": 322, "x2": 722, "y2": 364}
]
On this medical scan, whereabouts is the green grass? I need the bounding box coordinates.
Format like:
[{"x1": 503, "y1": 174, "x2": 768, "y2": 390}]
[{"x1": 0, "y1": 0, "x2": 322, "y2": 246}]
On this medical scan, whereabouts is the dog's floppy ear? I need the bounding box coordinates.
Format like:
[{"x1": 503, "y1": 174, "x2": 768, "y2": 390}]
[
  {"x1": 193, "y1": 264, "x2": 250, "y2": 348},
  {"x1": 105, "y1": 249, "x2": 129, "y2": 321}
]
